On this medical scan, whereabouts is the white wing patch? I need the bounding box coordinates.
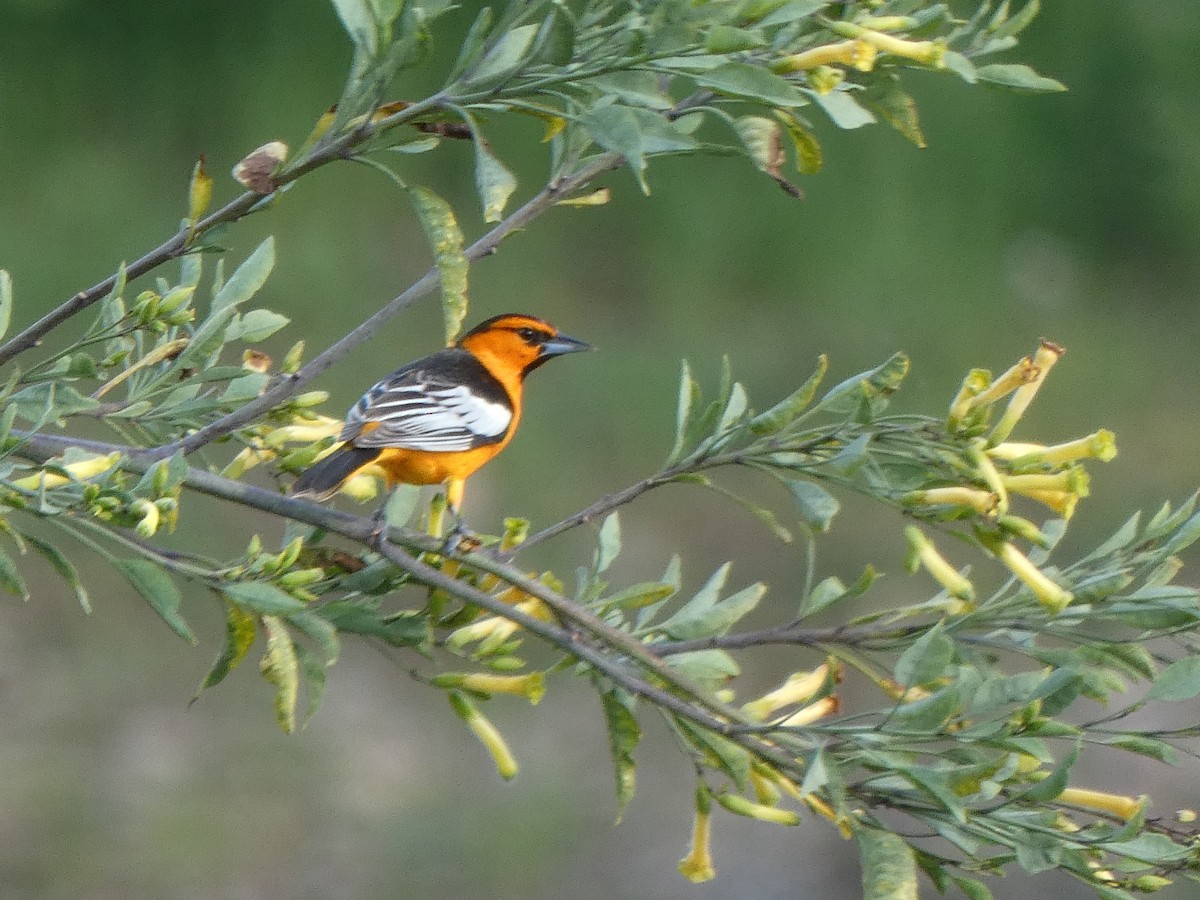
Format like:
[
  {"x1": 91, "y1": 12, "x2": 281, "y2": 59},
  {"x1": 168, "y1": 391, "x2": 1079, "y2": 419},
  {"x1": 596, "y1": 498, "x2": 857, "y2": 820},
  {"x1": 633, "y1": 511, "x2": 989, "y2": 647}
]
[{"x1": 348, "y1": 380, "x2": 512, "y2": 452}]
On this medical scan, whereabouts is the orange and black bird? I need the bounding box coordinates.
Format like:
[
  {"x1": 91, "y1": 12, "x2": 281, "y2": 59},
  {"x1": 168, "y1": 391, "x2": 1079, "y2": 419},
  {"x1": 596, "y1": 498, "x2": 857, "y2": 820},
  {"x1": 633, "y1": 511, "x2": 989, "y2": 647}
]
[{"x1": 291, "y1": 313, "x2": 590, "y2": 503}]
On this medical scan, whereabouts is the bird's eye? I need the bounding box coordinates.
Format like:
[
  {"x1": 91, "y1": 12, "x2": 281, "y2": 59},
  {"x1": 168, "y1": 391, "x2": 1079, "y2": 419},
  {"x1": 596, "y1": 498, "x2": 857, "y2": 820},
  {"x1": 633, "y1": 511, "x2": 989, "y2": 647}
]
[{"x1": 517, "y1": 327, "x2": 540, "y2": 342}]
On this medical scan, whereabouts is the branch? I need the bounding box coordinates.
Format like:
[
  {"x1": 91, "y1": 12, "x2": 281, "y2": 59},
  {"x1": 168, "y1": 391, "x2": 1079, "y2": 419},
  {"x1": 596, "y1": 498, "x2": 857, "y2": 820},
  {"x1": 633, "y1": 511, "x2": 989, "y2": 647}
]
[{"x1": 0, "y1": 97, "x2": 449, "y2": 370}]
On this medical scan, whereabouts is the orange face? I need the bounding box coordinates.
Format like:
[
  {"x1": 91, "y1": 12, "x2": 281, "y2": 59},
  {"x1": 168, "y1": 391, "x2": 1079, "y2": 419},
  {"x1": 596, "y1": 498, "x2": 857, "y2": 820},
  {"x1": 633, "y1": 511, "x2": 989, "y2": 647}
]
[{"x1": 456, "y1": 314, "x2": 591, "y2": 393}]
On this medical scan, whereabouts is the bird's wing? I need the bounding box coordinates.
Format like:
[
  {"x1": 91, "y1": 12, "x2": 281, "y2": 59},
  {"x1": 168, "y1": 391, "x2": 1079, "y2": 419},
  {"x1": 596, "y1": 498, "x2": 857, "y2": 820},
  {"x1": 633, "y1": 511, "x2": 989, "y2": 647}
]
[{"x1": 342, "y1": 361, "x2": 513, "y2": 452}]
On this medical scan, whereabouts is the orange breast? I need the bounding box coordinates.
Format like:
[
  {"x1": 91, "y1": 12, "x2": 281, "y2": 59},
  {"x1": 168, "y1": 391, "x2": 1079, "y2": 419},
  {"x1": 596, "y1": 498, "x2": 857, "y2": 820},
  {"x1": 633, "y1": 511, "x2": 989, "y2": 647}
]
[{"x1": 368, "y1": 443, "x2": 509, "y2": 486}]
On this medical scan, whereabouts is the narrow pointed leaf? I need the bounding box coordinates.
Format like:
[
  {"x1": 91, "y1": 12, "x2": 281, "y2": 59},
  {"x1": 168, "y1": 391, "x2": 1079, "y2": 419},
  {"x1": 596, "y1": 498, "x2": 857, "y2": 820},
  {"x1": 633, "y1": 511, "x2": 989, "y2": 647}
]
[
  {"x1": 116, "y1": 558, "x2": 196, "y2": 644},
  {"x1": 749, "y1": 354, "x2": 829, "y2": 434},
  {"x1": 695, "y1": 62, "x2": 806, "y2": 107},
  {"x1": 287, "y1": 609, "x2": 341, "y2": 667},
  {"x1": 596, "y1": 512, "x2": 621, "y2": 573},
  {"x1": 600, "y1": 688, "x2": 640, "y2": 821},
  {"x1": 222, "y1": 580, "x2": 308, "y2": 615},
  {"x1": 294, "y1": 642, "x2": 328, "y2": 726},
  {"x1": 211, "y1": 237, "x2": 275, "y2": 312},
  {"x1": 813, "y1": 91, "x2": 876, "y2": 129},
  {"x1": 857, "y1": 828, "x2": 919, "y2": 900},
  {"x1": 24, "y1": 532, "x2": 90, "y2": 612},
  {"x1": 474, "y1": 139, "x2": 518, "y2": 223},
  {"x1": 0, "y1": 269, "x2": 12, "y2": 342},
  {"x1": 259, "y1": 615, "x2": 300, "y2": 734},
  {"x1": 0, "y1": 545, "x2": 28, "y2": 599},
  {"x1": 407, "y1": 186, "x2": 468, "y2": 344},
  {"x1": 197, "y1": 602, "x2": 258, "y2": 693},
  {"x1": 788, "y1": 479, "x2": 840, "y2": 532},
  {"x1": 975, "y1": 64, "x2": 1066, "y2": 93},
  {"x1": 463, "y1": 23, "x2": 539, "y2": 87}
]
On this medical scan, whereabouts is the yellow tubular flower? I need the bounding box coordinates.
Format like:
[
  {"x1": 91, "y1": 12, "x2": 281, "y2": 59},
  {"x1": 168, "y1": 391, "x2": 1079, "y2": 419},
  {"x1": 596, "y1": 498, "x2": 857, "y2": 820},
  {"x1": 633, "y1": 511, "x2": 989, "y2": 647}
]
[
  {"x1": 741, "y1": 663, "x2": 831, "y2": 722},
  {"x1": 1003, "y1": 468, "x2": 1090, "y2": 499},
  {"x1": 1057, "y1": 788, "x2": 1146, "y2": 821},
  {"x1": 448, "y1": 692, "x2": 518, "y2": 780},
  {"x1": 774, "y1": 39, "x2": 877, "y2": 73},
  {"x1": 678, "y1": 787, "x2": 716, "y2": 883},
  {"x1": 905, "y1": 526, "x2": 976, "y2": 603},
  {"x1": 996, "y1": 542, "x2": 1073, "y2": 613},
  {"x1": 432, "y1": 672, "x2": 546, "y2": 705},
  {"x1": 777, "y1": 695, "x2": 838, "y2": 728},
  {"x1": 989, "y1": 340, "x2": 1065, "y2": 444},
  {"x1": 989, "y1": 430, "x2": 1117, "y2": 465},
  {"x1": 11, "y1": 452, "x2": 123, "y2": 491},
  {"x1": 968, "y1": 356, "x2": 1037, "y2": 408},
  {"x1": 715, "y1": 792, "x2": 801, "y2": 826}
]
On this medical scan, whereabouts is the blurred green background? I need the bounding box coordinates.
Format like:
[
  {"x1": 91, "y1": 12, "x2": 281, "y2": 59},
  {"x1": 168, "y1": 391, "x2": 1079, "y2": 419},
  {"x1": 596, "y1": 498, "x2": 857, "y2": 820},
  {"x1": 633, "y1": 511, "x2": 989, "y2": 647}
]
[{"x1": 2, "y1": 2, "x2": 1200, "y2": 898}]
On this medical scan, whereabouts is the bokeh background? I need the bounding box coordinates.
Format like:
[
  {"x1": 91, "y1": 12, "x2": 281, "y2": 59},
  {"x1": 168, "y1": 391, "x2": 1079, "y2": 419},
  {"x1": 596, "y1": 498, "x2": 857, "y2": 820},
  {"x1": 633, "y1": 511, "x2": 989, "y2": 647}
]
[{"x1": 2, "y1": 2, "x2": 1200, "y2": 898}]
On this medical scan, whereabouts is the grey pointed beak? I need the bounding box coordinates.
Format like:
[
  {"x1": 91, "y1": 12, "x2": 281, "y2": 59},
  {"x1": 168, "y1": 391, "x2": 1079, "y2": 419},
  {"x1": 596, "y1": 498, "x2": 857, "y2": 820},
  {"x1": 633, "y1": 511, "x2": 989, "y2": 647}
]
[{"x1": 540, "y1": 332, "x2": 592, "y2": 357}]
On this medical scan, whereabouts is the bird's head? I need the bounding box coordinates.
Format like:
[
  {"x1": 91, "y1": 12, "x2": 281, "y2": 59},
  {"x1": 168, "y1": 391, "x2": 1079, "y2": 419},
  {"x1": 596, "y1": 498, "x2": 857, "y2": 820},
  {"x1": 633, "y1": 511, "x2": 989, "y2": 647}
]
[{"x1": 457, "y1": 313, "x2": 591, "y2": 377}]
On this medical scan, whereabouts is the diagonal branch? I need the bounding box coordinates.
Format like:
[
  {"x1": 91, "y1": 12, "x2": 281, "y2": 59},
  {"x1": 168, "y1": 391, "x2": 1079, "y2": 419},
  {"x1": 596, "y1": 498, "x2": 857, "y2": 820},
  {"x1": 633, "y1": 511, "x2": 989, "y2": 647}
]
[{"x1": 0, "y1": 96, "x2": 448, "y2": 369}]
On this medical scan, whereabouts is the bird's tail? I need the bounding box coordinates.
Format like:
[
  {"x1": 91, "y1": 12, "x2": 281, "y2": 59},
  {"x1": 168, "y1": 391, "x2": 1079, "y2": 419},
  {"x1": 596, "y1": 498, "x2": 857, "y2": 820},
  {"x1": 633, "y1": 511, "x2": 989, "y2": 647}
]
[{"x1": 291, "y1": 446, "x2": 382, "y2": 501}]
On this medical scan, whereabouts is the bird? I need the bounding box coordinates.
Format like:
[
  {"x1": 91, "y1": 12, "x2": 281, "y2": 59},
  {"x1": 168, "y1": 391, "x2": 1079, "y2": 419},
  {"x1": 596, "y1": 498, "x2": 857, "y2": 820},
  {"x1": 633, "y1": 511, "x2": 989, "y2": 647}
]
[{"x1": 291, "y1": 313, "x2": 590, "y2": 507}]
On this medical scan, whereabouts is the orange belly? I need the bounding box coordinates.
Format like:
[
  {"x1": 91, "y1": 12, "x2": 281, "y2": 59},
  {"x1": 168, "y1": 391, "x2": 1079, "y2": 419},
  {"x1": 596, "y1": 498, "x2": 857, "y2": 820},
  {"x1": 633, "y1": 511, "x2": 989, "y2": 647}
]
[{"x1": 368, "y1": 444, "x2": 507, "y2": 486}]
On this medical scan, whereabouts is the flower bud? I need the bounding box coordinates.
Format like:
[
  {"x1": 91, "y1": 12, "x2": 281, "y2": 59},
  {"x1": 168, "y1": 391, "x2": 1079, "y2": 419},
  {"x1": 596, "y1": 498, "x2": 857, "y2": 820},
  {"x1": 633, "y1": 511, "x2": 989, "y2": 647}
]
[
  {"x1": 130, "y1": 498, "x2": 160, "y2": 538},
  {"x1": 776, "y1": 695, "x2": 838, "y2": 728},
  {"x1": 901, "y1": 487, "x2": 999, "y2": 515}
]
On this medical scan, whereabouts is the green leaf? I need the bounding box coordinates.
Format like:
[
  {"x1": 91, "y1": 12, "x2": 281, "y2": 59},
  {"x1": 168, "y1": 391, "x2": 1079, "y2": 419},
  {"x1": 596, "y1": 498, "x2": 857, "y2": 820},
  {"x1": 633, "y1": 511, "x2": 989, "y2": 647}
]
[
  {"x1": 330, "y1": 0, "x2": 378, "y2": 55},
  {"x1": 856, "y1": 827, "x2": 918, "y2": 900},
  {"x1": 197, "y1": 602, "x2": 258, "y2": 693},
  {"x1": 813, "y1": 90, "x2": 876, "y2": 129},
  {"x1": 230, "y1": 308, "x2": 290, "y2": 342},
  {"x1": 116, "y1": 559, "x2": 196, "y2": 644},
  {"x1": 446, "y1": 5, "x2": 493, "y2": 82},
  {"x1": 383, "y1": 483, "x2": 420, "y2": 528},
  {"x1": 705, "y1": 25, "x2": 766, "y2": 54},
  {"x1": 462, "y1": 23, "x2": 540, "y2": 88},
  {"x1": 748, "y1": 354, "x2": 828, "y2": 434},
  {"x1": 294, "y1": 642, "x2": 328, "y2": 727},
  {"x1": 286, "y1": 609, "x2": 341, "y2": 667},
  {"x1": 666, "y1": 359, "x2": 701, "y2": 465},
  {"x1": 0, "y1": 545, "x2": 28, "y2": 598},
  {"x1": 1147, "y1": 656, "x2": 1200, "y2": 702},
  {"x1": 600, "y1": 688, "x2": 640, "y2": 821},
  {"x1": 788, "y1": 479, "x2": 840, "y2": 532},
  {"x1": 24, "y1": 532, "x2": 90, "y2": 612},
  {"x1": 950, "y1": 876, "x2": 993, "y2": 900},
  {"x1": 596, "y1": 512, "x2": 621, "y2": 573},
  {"x1": 774, "y1": 109, "x2": 823, "y2": 174},
  {"x1": 756, "y1": 0, "x2": 827, "y2": 27},
  {"x1": 1021, "y1": 740, "x2": 1079, "y2": 803},
  {"x1": 601, "y1": 581, "x2": 676, "y2": 612},
  {"x1": 695, "y1": 62, "x2": 806, "y2": 107},
  {"x1": 580, "y1": 104, "x2": 696, "y2": 193},
  {"x1": 864, "y1": 79, "x2": 926, "y2": 148},
  {"x1": 9, "y1": 382, "x2": 100, "y2": 423},
  {"x1": 320, "y1": 602, "x2": 431, "y2": 649},
  {"x1": 894, "y1": 624, "x2": 953, "y2": 687},
  {"x1": 211, "y1": 236, "x2": 275, "y2": 312},
  {"x1": 974, "y1": 64, "x2": 1066, "y2": 93},
  {"x1": 407, "y1": 186, "x2": 468, "y2": 345},
  {"x1": 473, "y1": 138, "x2": 518, "y2": 223},
  {"x1": 259, "y1": 615, "x2": 299, "y2": 734},
  {"x1": 589, "y1": 72, "x2": 673, "y2": 111},
  {"x1": 806, "y1": 576, "x2": 846, "y2": 615},
  {"x1": 662, "y1": 579, "x2": 765, "y2": 640},
  {"x1": 222, "y1": 580, "x2": 308, "y2": 615},
  {"x1": 993, "y1": 0, "x2": 1041, "y2": 39},
  {"x1": 675, "y1": 718, "x2": 751, "y2": 790},
  {"x1": 664, "y1": 649, "x2": 740, "y2": 691},
  {"x1": 0, "y1": 269, "x2": 12, "y2": 342}
]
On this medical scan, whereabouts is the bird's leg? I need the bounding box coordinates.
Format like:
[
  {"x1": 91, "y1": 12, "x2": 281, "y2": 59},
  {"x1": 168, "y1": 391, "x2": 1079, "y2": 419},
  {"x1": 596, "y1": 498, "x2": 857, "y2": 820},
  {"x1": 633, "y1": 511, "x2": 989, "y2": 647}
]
[
  {"x1": 440, "y1": 478, "x2": 481, "y2": 555},
  {"x1": 369, "y1": 490, "x2": 392, "y2": 552}
]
